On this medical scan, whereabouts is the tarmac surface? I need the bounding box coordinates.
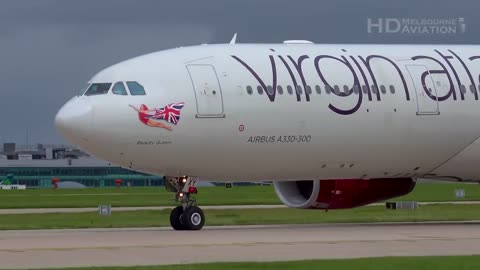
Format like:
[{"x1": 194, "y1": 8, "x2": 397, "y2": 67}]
[
  {"x1": 0, "y1": 204, "x2": 286, "y2": 214},
  {"x1": 0, "y1": 223, "x2": 479, "y2": 269},
  {"x1": 1, "y1": 201, "x2": 479, "y2": 214}
]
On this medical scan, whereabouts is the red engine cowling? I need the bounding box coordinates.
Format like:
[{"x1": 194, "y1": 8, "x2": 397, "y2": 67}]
[{"x1": 273, "y1": 178, "x2": 415, "y2": 209}]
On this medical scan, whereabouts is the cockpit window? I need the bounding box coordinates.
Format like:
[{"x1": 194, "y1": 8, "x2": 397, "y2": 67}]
[
  {"x1": 78, "y1": 84, "x2": 90, "y2": 96},
  {"x1": 84, "y1": 83, "x2": 112, "y2": 96},
  {"x1": 112, "y1": 82, "x2": 128, "y2": 96},
  {"x1": 126, "y1": 81, "x2": 146, "y2": 95}
]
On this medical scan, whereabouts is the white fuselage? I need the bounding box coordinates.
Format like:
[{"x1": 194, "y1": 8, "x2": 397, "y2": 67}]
[{"x1": 55, "y1": 44, "x2": 480, "y2": 182}]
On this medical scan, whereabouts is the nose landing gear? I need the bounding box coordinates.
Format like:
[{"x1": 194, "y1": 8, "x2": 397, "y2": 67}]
[{"x1": 165, "y1": 176, "x2": 205, "y2": 231}]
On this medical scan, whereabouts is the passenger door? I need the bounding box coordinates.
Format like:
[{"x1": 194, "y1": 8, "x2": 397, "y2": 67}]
[
  {"x1": 186, "y1": 64, "x2": 225, "y2": 118},
  {"x1": 405, "y1": 64, "x2": 440, "y2": 115}
]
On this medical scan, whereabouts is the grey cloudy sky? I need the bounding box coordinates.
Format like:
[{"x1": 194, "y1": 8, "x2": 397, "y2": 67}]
[{"x1": 1, "y1": 0, "x2": 479, "y2": 144}]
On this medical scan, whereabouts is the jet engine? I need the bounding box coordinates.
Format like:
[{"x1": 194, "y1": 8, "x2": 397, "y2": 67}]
[{"x1": 273, "y1": 178, "x2": 415, "y2": 209}]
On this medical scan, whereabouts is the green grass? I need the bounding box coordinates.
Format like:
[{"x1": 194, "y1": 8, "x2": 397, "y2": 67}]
[
  {"x1": 36, "y1": 256, "x2": 480, "y2": 270},
  {"x1": 397, "y1": 182, "x2": 480, "y2": 201},
  {"x1": 0, "y1": 182, "x2": 478, "y2": 209},
  {"x1": 1, "y1": 204, "x2": 479, "y2": 230},
  {"x1": 0, "y1": 186, "x2": 279, "y2": 208}
]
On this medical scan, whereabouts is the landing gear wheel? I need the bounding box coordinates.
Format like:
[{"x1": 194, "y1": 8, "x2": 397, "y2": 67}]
[
  {"x1": 165, "y1": 176, "x2": 205, "y2": 230},
  {"x1": 170, "y1": 206, "x2": 186, "y2": 231},
  {"x1": 182, "y1": 206, "x2": 205, "y2": 230}
]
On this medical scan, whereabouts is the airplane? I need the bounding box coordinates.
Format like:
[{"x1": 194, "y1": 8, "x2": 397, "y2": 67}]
[{"x1": 55, "y1": 38, "x2": 480, "y2": 230}]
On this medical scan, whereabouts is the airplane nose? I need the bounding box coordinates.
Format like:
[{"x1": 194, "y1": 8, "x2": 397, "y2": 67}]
[{"x1": 54, "y1": 97, "x2": 93, "y2": 144}]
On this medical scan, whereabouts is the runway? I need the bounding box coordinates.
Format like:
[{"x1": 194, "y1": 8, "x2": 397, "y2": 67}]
[{"x1": 1, "y1": 223, "x2": 480, "y2": 269}]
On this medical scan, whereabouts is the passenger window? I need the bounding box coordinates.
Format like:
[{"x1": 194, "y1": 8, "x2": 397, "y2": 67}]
[
  {"x1": 296, "y1": 85, "x2": 303, "y2": 94},
  {"x1": 84, "y1": 83, "x2": 112, "y2": 96},
  {"x1": 343, "y1": 85, "x2": 350, "y2": 94},
  {"x1": 461, "y1": 85, "x2": 467, "y2": 94},
  {"x1": 325, "y1": 85, "x2": 332, "y2": 94},
  {"x1": 257, "y1": 86, "x2": 263, "y2": 95},
  {"x1": 315, "y1": 85, "x2": 321, "y2": 94},
  {"x1": 267, "y1": 85, "x2": 274, "y2": 95},
  {"x1": 126, "y1": 81, "x2": 146, "y2": 95},
  {"x1": 246, "y1": 86, "x2": 253, "y2": 95},
  {"x1": 371, "y1": 85, "x2": 378, "y2": 94},
  {"x1": 306, "y1": 85, "x2": 312, "y2": 95},
  {"x1": 287, "y1": 85, "x2": 293, "y2": 95},
  {"x1": 390, "y1": 85, "x2": 396, "y2": 94},
  {"x1": 334, "y1": 85, "x2": 340, "y2": 94},
  {"x1": 362, "y1": 85, "x2": 368, "y2": 94},
  {"x1": 470, "y1": 85, "x2": 476, "y2": 94},
  {"x1": 277, "y1": 85, "x2": 284, "y2": 95},
  {"x1": 353, "y1": 85, "x2": 360, "y2": 94},
  {"x1": 380, "y1": 85, "x2": 386, "y2": 94},
  {"x1": 112, "y1": 82, "x2": 128, "y2": 96}
]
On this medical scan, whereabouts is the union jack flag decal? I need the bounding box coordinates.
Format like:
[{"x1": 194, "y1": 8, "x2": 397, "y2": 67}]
[
  {"x1": 151, "y1": 102, "x2": 185, "y2": 125},
  {"x1": 130, "y1": 102, "x2": 185, "y2": 131}
]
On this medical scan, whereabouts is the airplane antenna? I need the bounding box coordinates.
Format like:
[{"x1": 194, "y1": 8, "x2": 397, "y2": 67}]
[{"x1": 229, "y1": 33, "x2": 237, "y2": 44}]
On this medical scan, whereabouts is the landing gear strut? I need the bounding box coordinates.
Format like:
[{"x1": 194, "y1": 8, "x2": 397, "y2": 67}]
[{"x1": 165, "y1": 176, "x2": 205, "y2": 230}]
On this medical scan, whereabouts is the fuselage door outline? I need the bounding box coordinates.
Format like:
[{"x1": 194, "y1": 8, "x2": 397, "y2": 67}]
[
  {"x1": 405, "y1": 64, "x2": 440, "y2": 116},
  {"x1": 186, "y1": 64, "x2": 226, "y2": 118}
]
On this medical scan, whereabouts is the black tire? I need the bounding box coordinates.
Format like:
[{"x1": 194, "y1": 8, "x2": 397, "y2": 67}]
[
  {"x1": 182, "y1": 206, "x2": 205, "y2": 230},
  {"x1": 170, "y1": 206, "x2": 186, "y2": 230}
]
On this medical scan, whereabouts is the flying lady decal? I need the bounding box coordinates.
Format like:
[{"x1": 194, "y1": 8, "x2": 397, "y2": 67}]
[{"x1": 129, "y1": 102, "x2": 185, "y2": 131}]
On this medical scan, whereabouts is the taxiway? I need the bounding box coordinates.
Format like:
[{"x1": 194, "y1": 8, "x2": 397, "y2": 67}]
[{"x1": 0, "y1": 223, "x2": 479, "y2": 269}]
